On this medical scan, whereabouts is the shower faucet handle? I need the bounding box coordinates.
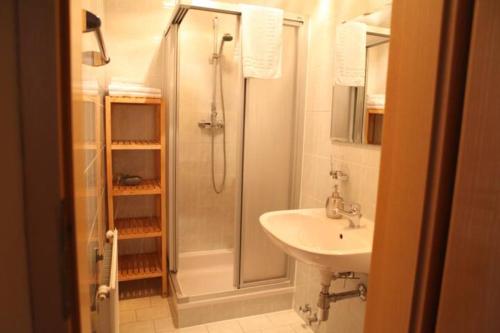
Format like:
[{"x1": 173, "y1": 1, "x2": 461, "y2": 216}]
[
  {"x1": 299, "y1": 304, "x2": 312, "y2": 314},
  {"x1": 198, "y1": 121, "x2": 213, "y2": 129},
  {"x1": 330, "y1": 170, "x2": 348, "y2": 181},
  {"x1": 198, "y1": 120, "x2": 224, "y2": 130}
]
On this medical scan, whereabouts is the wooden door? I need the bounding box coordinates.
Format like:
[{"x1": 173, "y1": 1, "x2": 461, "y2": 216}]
[
  {"x1": 435, "y1": 1, "x2": 500, "y2": 331},
  {"x1": 15, "y1": 0, "x2": 79, "y2": 332},
  {"x1": 364, "y1": 0, "x2": 474, "y2": 331},
  {"x1": 1, "y1": 1, "x2": 33, "y2": 332}
]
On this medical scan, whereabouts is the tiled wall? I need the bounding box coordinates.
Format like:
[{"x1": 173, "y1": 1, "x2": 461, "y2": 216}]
[
  {"x1": 103, "y1": 0, "x2": 317, "y2": 87},
  {"x1": 175, "y1": 10, "x2": 241, "y2": 253},
  {"x1": 294, "y1": 0, "x2": 387, "y2": 332},
  {"x1": 104, "y1": 0, "x2": 174, "y2": 87}
]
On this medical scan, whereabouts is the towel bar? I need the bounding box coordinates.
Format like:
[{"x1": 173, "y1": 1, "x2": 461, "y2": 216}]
[{"x1": 83, "y1": 10, "x2": 110, "y2": 66}]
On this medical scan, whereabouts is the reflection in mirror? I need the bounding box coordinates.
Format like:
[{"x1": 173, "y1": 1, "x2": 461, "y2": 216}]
[{"x1": 330, "y1": 4, "x2": 391, "y2": 145}]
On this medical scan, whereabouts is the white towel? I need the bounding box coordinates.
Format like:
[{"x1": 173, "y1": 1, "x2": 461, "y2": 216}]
[
  {"x1": 366, "y1": 94, "x2": 385, "y2": 109},
  {"x1": 108, "y1": 91, "x2": 161, "y2": 98},
  {"x1": 82, "y1": 79, "x2": 99, "y2": 96},
  {"x1": 240, "y1": 4, "x2": 283, "y2": 79},
  {"x1": 108, "y1": 84, "x2": 161, "y2": 94},
  {"x1": 334, "y1": 22, "x2": 367, "y2": 87},
  {"x1": 108, "y1": 80, "x2": 161, "y2": 98}
]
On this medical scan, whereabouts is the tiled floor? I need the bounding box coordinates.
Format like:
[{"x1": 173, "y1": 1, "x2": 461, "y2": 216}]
[{"x1": 119, "y1": 296, "x2": 313, "y2": 333}]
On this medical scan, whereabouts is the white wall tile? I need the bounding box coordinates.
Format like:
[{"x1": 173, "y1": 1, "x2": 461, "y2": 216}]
[{"x1": 296, "y1": 0, "x2": 384, "y2": 332}]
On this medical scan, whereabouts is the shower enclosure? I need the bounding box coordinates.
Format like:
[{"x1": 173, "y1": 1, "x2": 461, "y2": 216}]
[{"x1": 163, "y1": 1, "x2": 306, "y2": 302}]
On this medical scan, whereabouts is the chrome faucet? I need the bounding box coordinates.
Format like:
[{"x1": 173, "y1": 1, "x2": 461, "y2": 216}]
[
  {"x1": 333, "y1": 203, "x2": 362, "y2": 228},
  {"x1": 325, "y1": 170, "x2": 363, "y2": 228}
]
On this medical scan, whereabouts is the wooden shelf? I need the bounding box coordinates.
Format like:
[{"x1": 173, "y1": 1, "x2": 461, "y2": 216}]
[
  {"x1": 107, "y1": 96, "x2": 162, "y2": 105},
  {"x1": 111, "y1": 140, "x2": 161, "y2": 150},
  {"x1": 115, "y1": 217, "x2": 162, "y2": 240},
  {"x1": 367, "y1": 108, "x2": 385, "y2": 115},
  {"x1": 118, "y1": 253, "x2": 162, "y2": 282},
  {"x1": 119, "y1": 278, "x2": 162, "y2": 300},
  {"x1": 112, "y1": 179, "x2": 161, "y2": 196}
]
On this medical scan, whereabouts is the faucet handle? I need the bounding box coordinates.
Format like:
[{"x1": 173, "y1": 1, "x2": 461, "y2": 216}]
[
  {"x1": 299, "y1": 304, "x2": 312, "y2": 316},
  {"x1": 330, "y1": 170, "x2": 348, "y2": 181},
  {"x1": 334, "y1": 272, "x2": 359, "y2": 280},
  {"x1": 351, "y1": 203, "x2": 361, "y2": 213},
  {"x1": 343, "y1": 202, "x2": 361, "y2": 214}
]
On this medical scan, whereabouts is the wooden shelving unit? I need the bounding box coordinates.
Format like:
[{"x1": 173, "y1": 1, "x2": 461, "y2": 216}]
[
  {"x1": 105, "y1": 96, "x2": 167, "y2": 296},
  {"x1": 364, "y1": 108, "x2": 384, "y2": 145}
]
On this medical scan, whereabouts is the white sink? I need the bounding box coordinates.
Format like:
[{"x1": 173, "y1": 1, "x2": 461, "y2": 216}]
[{"x1": 260, "y1": 208, "x2": 374, "y2": 273}]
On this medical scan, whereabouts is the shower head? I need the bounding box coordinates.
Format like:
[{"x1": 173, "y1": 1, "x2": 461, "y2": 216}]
[
  {"x1": 218, "y1": 33, "x2": 233, "y2": 55},
  {"x1": 222, "y1": 33, "x2": 233, "y2": 42}
]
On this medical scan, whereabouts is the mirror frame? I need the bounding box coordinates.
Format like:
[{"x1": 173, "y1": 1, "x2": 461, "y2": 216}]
[{"x1": 330, "y1": 23, "x2": 390, "y2": 145}]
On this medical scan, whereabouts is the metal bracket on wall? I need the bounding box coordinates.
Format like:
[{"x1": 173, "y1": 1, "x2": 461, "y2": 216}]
[{"x1": 82, "y1": 10, "x2": 110, "y2": 66}]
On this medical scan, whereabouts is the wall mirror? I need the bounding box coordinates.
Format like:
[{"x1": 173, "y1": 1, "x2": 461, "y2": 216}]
[{"x1": 330, "y1": 4, "x2": 391, "y2": 145}]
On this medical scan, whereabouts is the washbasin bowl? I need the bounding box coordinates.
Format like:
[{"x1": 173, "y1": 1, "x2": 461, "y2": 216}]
[{"x1": 259, "y1": 208, "x2": 374, "y2": 273}]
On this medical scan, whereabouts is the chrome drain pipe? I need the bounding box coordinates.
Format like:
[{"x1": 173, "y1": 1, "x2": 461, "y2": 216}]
[
  {"x1": 299, "y1": 272, "x2": 368, "y2": 325},
  {"x1": 317, "y1": 283, "x2": 367, "y2": 322}
]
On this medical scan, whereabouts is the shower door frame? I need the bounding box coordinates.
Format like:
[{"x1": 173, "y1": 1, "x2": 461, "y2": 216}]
[
  {"x1": 237, "y1": 18, "x2": 308, "y2": 289},
  {"x1": 165, "y1": 1, "x2": 308, "y2": 296}
]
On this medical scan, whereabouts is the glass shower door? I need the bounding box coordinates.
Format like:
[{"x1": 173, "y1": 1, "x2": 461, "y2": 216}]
[
  {"x1": 240, "y1": 25, "x2": 300, "y2": 285},
  {"x1": 173, "y1": 9, "x2": 243, "y2": 297}
]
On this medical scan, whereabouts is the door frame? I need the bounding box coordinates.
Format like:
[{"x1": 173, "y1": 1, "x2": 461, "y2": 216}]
[
  {"x1": 365, "y1": 0, "x2": 474, "y2": 331},
  {"x1": 436, "y1": 1, "x2": 500, "y2": 331},
  {"x1": 15, "y1": 0, "x2": 85, "y2": 332}
]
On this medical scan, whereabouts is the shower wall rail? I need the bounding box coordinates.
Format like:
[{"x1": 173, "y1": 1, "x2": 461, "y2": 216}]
[{"x1": 164, "y1": 0, "x2": 305, "y2": 36}]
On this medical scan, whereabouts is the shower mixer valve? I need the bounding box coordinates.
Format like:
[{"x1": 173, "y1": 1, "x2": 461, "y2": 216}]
[{"x1": 198, "y1": 120, "x2": 224, "y2": 129}]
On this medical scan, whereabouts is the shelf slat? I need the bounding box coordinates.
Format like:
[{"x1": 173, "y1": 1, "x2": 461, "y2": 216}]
[
  {"x1": 115, "y1": 217, "x2": 162, "y2": 240},
  {"x1": 118, "y1": 253, "x2": 162, "y2": 282},
  {"x1": 112, "y1": 179, "x2": 161, "y2": 196},
  {"x1": 111, "y1": 140, "x2": 161, "y2": 150},
  {"x1": 367, "y1": 108, "x2": 385, "y2": 115},
  {"x1": 107, "y1": 96, "x2": 162, "y2": 105}
]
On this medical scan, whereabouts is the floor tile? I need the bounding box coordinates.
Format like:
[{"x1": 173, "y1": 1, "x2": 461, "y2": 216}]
[
  {"x1": 206, "y1": 319, "x2": 244, "y2": 333},
  {"x1": 118, "y1": 296, "x2": 314, "y2": 333},
  {"x1": 176, "y1": 324, "x2": 209, "y2": 332},
  {"x1": 151, "y1": 295, "x2": 170, "y2": 307},
  {"x1": 238, "y1": 314, "x2": 274, "y2": 332},
  {"x1": 119, "y1": 320, "x2": 155, "y2": 333},
  {"x1": 267, "y1": 310, "x2": 303, "y2": 326},
  {"x1": 155, "y1": 317, "x2": 177, "y2": 332},
  {"x1": 136, "y1": 305, "x2": 171, "y2": 321},
  {"x1": 120, "y1": 297, "x2": 151, "y2": 311},
  {"x1": 289, "y1": 323, "x2": 314, "y2": 333},
  {"x1": 119, "y1": 309, "x2": 136, "y2": 324},
  {"x1": 262, "y1": 326, "x2": 295, "y2": 333}
]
